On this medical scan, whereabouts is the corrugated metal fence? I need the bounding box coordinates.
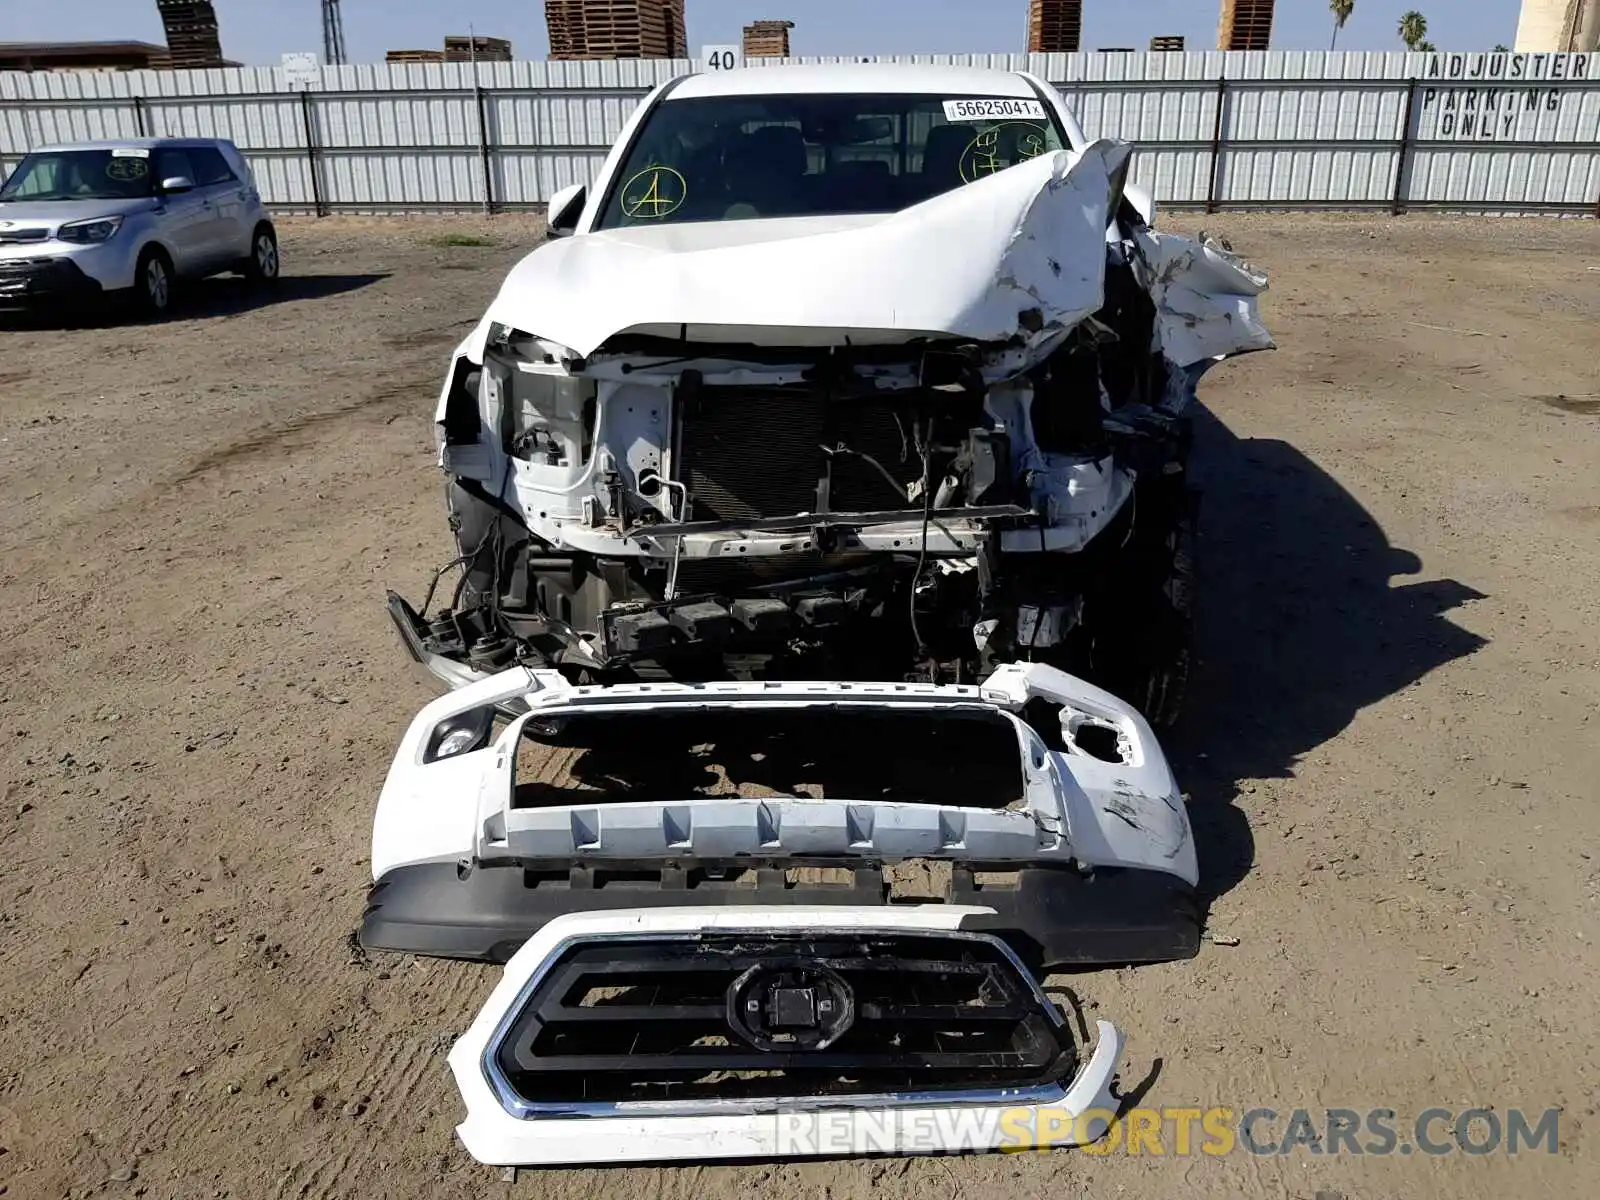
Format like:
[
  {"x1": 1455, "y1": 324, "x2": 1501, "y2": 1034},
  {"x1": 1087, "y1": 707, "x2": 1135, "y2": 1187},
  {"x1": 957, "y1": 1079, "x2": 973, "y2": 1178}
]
[{"x1": 3, "y1": 50, "x2": 1597, "y2": 215}]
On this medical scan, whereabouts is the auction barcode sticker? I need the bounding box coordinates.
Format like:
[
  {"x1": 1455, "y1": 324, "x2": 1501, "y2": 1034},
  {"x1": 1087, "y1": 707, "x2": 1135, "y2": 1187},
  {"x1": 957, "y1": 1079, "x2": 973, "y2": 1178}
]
[
  {"x1": 111, "y1": 148, "x2": 152, "y2": 158},
  {"x1": 942, "y1": 98, "x2": 1047, "y2": 121}
]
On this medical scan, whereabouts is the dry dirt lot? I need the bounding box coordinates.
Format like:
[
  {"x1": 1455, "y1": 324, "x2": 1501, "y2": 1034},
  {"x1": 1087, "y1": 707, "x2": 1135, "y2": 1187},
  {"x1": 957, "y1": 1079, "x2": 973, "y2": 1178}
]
[{"x1": 1, "y1": 212, "x2": 1597, "y2": 1200}]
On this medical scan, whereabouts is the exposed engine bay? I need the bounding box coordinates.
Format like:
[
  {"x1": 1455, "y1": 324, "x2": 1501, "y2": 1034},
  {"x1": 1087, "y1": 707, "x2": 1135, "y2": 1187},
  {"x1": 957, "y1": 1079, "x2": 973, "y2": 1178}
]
[{"x1": 390, "y1": 141, "x2": 1269, "y2": 726}]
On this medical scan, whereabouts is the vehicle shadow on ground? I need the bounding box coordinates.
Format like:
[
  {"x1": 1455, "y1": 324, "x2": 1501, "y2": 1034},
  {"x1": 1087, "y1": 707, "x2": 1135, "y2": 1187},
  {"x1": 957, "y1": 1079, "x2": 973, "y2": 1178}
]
[
  {"x1": 1171, "y1": 406, "x2": 1488, "y2": 908},
  {"x1": 179, "y1": 271, "x2": 389, "y2": 316},
  {"x1": 0, "y1": 273, "x2": 387, "y2": 330}
]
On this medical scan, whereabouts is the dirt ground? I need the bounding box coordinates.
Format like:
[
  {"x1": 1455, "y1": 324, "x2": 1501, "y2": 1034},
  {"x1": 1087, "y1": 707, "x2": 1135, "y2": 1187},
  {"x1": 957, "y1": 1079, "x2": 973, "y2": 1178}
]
[{"x1": 1, "y1": 211, "x2": 1597, "y2": 1200}]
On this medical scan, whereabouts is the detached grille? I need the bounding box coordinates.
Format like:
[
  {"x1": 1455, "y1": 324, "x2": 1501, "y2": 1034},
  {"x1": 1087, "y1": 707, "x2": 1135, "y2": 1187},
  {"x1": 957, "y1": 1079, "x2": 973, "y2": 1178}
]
[
  {"x1": 678, "y1": 386, "x2": 924, "y2": 522},
  {"x1": 492, "y1": 932, "x2": 1073, "y2": 1107}
]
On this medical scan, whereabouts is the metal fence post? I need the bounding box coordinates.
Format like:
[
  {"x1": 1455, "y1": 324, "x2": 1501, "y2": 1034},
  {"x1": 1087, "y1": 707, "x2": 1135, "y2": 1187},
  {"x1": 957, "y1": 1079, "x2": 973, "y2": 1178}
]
[
  {"x1": 299, "y1": 89, "x2": 325, "y2": 218},
  {"x1": 1204, "y1": 76, "x2": 1227, "y2": 214},
  {"x1": 1592, "y1": 108, "x2": 1600, "y2": 219},
  {"x1": 1392, "y1": 78, "x2": 1420, "y2": 217},
  {"x1": 132, "y1": 96, "x2": 148, "y2": 137},
  {"x1": 474, "y1": 84, "x2": 495, "y2": 215}
]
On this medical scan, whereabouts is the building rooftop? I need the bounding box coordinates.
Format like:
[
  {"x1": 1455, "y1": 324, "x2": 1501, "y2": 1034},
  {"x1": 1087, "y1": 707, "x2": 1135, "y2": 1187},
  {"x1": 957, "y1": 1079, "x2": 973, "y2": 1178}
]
[{"x1": 0, "y1": 40, "x2": 170, "y2": 56}]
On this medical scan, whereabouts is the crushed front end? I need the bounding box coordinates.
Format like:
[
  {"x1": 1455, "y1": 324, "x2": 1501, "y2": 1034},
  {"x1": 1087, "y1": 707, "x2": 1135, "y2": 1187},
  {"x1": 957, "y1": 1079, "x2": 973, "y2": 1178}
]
[{"x1": 389, "y1": 142, "x2": 1271, "y2": 725}]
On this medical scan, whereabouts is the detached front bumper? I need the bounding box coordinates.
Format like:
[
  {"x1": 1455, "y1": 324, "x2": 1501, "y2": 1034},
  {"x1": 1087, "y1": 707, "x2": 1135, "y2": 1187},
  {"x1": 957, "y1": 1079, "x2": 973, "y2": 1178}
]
[
  {"x1": 360, "y1": 857, "x2": 1201, "y2": 969},
  {"x1": 0, "y1": 256, "x2": 104, "y2": 307},
  {"x1": 448, "y1": 907, "x2": 1129, "y2": 1166}
]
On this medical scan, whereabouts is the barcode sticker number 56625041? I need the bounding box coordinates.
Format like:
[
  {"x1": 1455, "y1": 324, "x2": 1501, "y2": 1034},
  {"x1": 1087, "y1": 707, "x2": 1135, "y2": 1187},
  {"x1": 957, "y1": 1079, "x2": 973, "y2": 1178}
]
[{"x1": 942, "y1": 98, "x2": 1047, "y2": 121}]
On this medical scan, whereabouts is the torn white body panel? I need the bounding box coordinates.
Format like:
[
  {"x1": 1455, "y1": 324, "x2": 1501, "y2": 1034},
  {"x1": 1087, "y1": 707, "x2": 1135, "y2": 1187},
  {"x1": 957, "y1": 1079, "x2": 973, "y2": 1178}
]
[
  {"x1": 1134, "y1": 228, "x2": 1275, "y2": 369},
  {"x1": 447, "y1": 907, "x2": 1127, "y2": 1166}
]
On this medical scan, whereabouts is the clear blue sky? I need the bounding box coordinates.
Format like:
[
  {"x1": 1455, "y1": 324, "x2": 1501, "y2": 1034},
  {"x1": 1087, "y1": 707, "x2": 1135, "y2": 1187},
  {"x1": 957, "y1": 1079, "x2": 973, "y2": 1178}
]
[{"x1": 3, "y1": 1, "x2": 1525, "y2": 64}]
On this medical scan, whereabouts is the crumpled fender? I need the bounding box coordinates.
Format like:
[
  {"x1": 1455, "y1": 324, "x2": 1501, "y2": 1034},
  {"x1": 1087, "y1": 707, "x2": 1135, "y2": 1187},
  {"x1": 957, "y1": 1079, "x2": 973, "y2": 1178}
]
[{"x1": 1133, "y1": 227, "x2": 1275, "y2": 368}]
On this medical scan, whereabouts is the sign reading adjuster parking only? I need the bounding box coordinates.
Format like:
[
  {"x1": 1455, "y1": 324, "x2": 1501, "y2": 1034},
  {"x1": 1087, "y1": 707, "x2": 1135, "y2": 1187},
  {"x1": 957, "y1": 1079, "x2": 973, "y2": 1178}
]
[{"x1": 943, "y1": 98, "x2": 1047, "y2": 121}]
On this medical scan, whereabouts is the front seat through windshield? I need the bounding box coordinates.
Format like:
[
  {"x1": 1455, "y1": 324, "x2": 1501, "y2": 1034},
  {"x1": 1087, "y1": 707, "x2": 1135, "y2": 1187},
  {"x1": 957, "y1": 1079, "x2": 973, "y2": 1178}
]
[
  {"x1": 0, "y1": 150, "x2": 157, "y2": 202},
  {"x1": 596, "y1": 92, "x2": 1068, "y2": 230}
]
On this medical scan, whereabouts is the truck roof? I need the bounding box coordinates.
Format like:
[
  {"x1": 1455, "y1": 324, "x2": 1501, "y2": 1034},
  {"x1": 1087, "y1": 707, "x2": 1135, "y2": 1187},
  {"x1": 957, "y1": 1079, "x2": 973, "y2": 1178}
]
[{"x1": 30, "y1": 137, "x2": 236, "y2": 153}]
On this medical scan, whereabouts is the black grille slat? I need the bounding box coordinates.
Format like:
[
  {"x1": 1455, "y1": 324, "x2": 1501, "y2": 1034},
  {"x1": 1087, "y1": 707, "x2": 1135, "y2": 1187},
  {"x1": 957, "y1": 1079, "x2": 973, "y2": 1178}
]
[
  {"x1": 545, "y1": 1004, "x2": 727, "y2": 1023},
  {"x1": 519, "y1": 1049, "x2": 1055, "y2": 1073},
  {"x1": 495, "y1": 932, "x2": 1074, "y2": 1106},
  {"x1": 859, "y1": 1003, "x2": 1031, "y2": 1022}
]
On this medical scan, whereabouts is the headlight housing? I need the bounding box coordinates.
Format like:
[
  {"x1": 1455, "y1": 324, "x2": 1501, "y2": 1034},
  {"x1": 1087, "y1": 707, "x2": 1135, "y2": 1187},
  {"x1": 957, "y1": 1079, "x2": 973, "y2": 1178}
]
[
  {"x1": 424, "y1": 706, "x2": 497, "y2": 762},
  {"x1": 56, "y1": 216, "x2": 124, "y2": 245}
]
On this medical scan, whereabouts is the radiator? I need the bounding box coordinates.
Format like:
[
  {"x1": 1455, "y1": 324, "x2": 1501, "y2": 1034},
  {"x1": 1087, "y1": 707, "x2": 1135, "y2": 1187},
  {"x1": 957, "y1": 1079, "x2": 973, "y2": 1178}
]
[{"x1": 676, "y1": 385, "x2": 924, "y2": 523}]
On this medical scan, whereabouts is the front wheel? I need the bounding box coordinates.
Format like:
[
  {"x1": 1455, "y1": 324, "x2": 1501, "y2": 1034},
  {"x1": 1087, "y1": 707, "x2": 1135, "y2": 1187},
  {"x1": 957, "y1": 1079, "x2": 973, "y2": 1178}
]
[
  {"x1": 243, "y1": 225, "x2": 280, "y2": 285},
  {"x1": 1086, "y1": 485, "x2": 1199, "y2": 732},
  {"x1": 132, "y1": 247, "x2": 174, "y2": 318}
]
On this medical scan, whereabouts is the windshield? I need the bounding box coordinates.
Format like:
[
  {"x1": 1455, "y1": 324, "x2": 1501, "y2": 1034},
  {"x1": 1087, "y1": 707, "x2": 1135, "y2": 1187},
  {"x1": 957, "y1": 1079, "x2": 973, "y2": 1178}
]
[
  {"x1": 596, "y1": 92, "x2": 1069, "y2": 229},
  {"x1": 0, "y1": 149, "x2": 158, "y2": 202}
]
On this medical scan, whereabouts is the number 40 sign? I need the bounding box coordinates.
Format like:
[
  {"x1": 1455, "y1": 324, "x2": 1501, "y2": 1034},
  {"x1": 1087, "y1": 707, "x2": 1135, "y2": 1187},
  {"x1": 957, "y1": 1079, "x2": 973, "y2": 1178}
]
[{"x1": 701, "y1": 44, "x2": 743, "y2": 72}]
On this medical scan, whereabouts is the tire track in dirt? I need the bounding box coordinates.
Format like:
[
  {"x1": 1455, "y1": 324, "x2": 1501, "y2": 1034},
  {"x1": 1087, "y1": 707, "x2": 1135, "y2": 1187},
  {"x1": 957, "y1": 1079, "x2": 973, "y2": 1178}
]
[
  {"x1": 170, "y1": 380, "x2": 423, "y2": 486},
  {"x1": 272, "y1": 965, "x2": 487, "y2": 1199}
]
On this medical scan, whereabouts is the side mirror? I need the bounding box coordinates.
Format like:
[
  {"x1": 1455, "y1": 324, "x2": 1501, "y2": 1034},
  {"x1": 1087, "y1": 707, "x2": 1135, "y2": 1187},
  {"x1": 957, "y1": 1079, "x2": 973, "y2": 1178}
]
[
  {"x1": 160, "y1": 176, "x2": 197, "y2": 194},
  {"x1": 545, "y1": 183, "x2": 586, "y2": 238}
]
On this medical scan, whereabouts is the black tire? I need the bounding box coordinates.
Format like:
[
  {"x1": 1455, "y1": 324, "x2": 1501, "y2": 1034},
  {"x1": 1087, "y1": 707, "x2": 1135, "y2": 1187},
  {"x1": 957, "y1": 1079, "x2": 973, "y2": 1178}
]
[
  {"x1": 242, "y1": 224, "x2": 280, "y2": 285},
  {"x1": 1087, "y1": 484, "x2": 1199, "y2": 732},
  {"x1": 132, "y1": 247, "x2": 175, "y2": 318}
]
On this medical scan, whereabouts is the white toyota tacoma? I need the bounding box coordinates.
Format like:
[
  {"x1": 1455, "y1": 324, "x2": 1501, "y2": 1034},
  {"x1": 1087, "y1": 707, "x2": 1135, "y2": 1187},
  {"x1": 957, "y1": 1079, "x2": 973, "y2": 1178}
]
[
  {"x1": 388, "y1": 64, "x2": 1270, "y2": 724},
  {"x1": 372, "y1": 64, "x2": 1266, "y2": 1168}
]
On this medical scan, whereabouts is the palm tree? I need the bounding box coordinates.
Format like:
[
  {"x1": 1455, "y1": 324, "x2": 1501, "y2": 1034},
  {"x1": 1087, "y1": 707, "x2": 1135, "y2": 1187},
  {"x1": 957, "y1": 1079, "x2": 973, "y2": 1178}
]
[
  {"x1": 1398, "y1": 11, "x2": 1429, "y2": 51},
  {"x1": 1329, "y1": 0, "x2": 1355, "y2": 51},
  {"x1": 1416, "y1": 41, "x2": 1437, "y2": 52}
]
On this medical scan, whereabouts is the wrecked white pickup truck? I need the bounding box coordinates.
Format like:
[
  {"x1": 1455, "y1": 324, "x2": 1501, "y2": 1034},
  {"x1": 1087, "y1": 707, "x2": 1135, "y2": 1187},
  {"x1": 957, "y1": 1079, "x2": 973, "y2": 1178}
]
[
  {"x1": 387, "y1": 64, "x2": 1271, "y2": 725},
  {"x1": 363, "y1": 660, "x2": 1192, "y2": 1163}
]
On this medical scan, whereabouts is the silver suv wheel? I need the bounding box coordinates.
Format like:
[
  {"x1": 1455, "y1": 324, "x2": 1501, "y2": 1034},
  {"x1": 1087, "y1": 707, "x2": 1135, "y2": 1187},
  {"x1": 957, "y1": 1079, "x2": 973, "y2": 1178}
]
[
  {"x1": 254, "y1": 231, "x2": 279, "y2": 279},
  {"x1": 141, "y1": 253, "x2": 171, "y2": 313}
]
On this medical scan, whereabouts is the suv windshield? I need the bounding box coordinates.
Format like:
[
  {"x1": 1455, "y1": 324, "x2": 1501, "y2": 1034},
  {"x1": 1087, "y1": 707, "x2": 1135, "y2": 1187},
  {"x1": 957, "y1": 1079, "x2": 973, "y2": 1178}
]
[
  {"x1": 596, "y1": 92, "x2": 1069, "y2": 230},
  {"x1": 0, "y1": 149, "x2": 159, "y2": 202}
]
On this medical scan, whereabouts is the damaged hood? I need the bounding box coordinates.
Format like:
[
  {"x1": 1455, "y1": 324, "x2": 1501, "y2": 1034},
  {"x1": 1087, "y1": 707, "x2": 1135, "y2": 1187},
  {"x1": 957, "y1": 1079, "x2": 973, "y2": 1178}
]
[{"x1": 484, "y1": 140, "x2": 1134, "y2": 357}]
